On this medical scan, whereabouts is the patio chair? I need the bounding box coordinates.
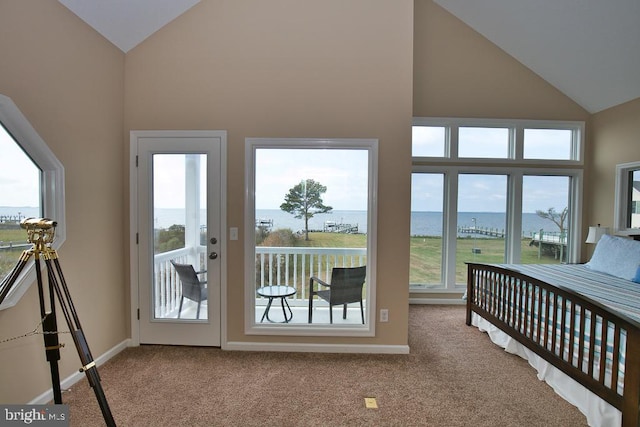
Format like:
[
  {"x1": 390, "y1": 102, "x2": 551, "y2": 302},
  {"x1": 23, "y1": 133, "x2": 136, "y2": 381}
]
[
  {"x1": 170, "y1": 260, "x2": 208, "y2": 319},
  {"x1": 308, "y1": 266, "x2": 366, "y2": 324}
]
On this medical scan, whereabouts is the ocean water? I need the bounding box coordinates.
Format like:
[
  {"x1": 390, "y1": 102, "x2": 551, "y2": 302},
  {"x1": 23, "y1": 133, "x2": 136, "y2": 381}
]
[
  {"x1": 152, "y1": 208, "x2": 559, "y2": 237},
  {"x1": 0, "y1": 207, "x2": 561, "y2": 237}
]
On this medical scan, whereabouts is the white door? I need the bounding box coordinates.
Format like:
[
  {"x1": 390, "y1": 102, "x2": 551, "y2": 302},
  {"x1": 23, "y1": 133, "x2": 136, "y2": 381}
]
[{"x1": 132, "y1": 131, "x2": 224, "y2": 346}]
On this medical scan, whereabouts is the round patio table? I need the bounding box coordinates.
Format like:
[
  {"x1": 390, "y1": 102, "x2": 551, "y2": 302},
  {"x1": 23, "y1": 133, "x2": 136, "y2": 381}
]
[{"x1": 256, "y1": 285, "x2": 296, "y2": 323}]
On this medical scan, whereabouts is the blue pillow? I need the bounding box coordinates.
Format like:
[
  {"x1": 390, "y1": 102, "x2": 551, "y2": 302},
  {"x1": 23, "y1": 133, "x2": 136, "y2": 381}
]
[
  {"x1": 586, "y1": 235, "x2": 640, "y2": 281},
  {"x1": 634, "y1": 266, "x2": 640, "y2": 284}
]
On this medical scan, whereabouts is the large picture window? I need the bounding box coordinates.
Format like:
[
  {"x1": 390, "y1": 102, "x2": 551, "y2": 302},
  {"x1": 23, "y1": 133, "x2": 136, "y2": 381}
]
[
  {"x1": 411, "y1": 118, "x2": 583, "y2": 291},
  {"x1": 245, "y1": 138, "x2": 377, "y2": 336},
  {"x1": 0, "y1": 95, "x2": 65, "y2": 309}
]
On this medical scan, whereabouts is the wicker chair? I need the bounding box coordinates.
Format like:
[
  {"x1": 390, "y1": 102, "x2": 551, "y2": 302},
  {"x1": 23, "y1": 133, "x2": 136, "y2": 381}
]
[
  {"x1": 170, "y1": 260, "x2": 208, "y2": 319},
  {"x1": 308, "y1": 266, "x2": 366, "y2": 324}
]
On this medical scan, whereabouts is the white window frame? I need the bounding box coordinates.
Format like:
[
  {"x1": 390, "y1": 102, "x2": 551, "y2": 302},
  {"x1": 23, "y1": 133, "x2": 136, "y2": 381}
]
[
  {"x1": 244, "y1": 138, "x2": 378, "y2": 337},
  {"x1": 411, "y1": 117, "x2": 584, "y2": 292},
  {"x1": 0, "y1": 95, "x2": 65, "y2": 310},
  {"x1": 614, "y1": 161, "x2": 640, "y2": 237}
]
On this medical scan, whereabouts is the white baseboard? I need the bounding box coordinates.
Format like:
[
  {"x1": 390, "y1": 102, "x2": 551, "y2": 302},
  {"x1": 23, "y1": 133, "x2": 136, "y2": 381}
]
[
  {"x1": 409, "y1": 298, "x2": 465, "y2": 305},
  {"x1": 224, "y1": 341, "x2": 410, "y2": 354},
  {"x1": 29, "y1": 338, "x2": 131, "y2": 404}
]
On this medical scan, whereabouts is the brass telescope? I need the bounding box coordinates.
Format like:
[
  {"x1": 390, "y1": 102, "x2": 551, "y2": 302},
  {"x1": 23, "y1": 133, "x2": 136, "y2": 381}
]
[
  {"x1": 20, "y1": 217, "x2": 57, "y2": 230},
  {"x1": 19, "y1": 218, "x2": 57, "y2": 250}
]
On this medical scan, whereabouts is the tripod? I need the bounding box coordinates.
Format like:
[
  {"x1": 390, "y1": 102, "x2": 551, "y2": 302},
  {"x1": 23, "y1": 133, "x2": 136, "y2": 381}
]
[{"x1": 0, "y1": 218, "x2": 116, "y2": 426}]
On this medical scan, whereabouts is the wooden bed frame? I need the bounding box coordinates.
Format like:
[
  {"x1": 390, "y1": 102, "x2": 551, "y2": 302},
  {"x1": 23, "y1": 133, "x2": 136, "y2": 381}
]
[{"x1": 466, "y1": 263, "x2": 640, "y2": 427}]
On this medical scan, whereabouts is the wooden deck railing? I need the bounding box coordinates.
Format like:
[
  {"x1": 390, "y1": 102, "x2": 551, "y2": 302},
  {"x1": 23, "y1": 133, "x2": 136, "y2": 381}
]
[
  {"x1": 254, "y1": 246, "x2": 367, "y2": 304},
  {"x1": 152, "y1": 246, "x2": 367, "y2": 316}
]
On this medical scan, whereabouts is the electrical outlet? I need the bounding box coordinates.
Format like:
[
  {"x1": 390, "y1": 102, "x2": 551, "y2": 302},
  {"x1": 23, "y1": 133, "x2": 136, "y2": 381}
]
[{"x1": 379, "y1": 309, "x2": 389, "y2": 322}]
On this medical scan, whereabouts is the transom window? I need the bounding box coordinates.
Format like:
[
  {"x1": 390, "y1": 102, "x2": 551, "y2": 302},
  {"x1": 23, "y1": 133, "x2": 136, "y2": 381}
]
[
  {"x1": 0, "y1": 95, "x2": 65, "y2": 309},
  {"x1": 411, "y1": 118, "x2": 584, "y2": 291},
  {"x1": 458, "y1": 127, "x2": 509, "y2": 158}
]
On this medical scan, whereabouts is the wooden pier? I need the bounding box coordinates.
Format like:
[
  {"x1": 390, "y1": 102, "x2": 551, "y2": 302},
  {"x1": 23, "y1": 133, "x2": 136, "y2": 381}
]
[
  {"x1": 255, "y1": 219, "x2": 273, "y2": 230},
  {"x1": 457, "y1": 225, "x2": 505, "y2": 238},
  {"x1": 323, "y1": 221, "x2": 358, "y2": 234},
  {"x1": 0, "y1": 215, "x2": 23, "y2": 224},
  {"x1": 529, "y1": 229, "x2": 567, "y2": 261}
]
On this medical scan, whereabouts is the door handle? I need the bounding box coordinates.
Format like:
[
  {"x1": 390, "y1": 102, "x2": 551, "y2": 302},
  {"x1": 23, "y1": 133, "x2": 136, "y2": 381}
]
[
  {"x1": 209, "y1": 252, "x2": 218, "y2": 260},
  {"x1": 210, "y1": 237, "x2": 217, "y2": 244}
]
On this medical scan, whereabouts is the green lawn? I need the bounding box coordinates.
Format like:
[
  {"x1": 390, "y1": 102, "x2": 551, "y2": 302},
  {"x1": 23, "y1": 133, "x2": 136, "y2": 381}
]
[
  {"x1": 0, "y1": 226, "x2": 30, "y2": 281},
  {"x1": 410, "y1": 235, "x2": 563, "y2": 284},
  {"x1": 293, "y1": 232, "x2": 366, "y2": 248},
  {"x1": 0, "y1": 227, "x2": 28, "y2": 243},
  {"x1": 291, "y1": 231, "x2": 563, "y2": 285}
]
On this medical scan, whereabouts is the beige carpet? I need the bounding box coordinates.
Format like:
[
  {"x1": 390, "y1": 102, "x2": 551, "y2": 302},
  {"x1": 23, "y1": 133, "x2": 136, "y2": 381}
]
[{"x1": 62, "y1": 305, "x2": 587, "y2": 426}]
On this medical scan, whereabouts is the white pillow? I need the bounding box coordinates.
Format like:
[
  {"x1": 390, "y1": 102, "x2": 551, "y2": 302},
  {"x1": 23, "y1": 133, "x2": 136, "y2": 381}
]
[{"x1": 586, "y1": 234, "x2": 640, "y2": 280}]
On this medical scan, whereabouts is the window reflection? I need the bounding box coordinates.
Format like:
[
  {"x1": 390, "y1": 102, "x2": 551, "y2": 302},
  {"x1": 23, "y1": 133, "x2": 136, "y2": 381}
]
[{"x1": 629, "y1": 170, "x2": 640, "y2": 229}]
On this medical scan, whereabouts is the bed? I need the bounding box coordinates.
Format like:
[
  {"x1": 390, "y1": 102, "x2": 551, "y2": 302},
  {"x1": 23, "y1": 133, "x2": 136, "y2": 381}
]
[{"x1": 466, "y1": 234, "x2": 640, "y2": 427}]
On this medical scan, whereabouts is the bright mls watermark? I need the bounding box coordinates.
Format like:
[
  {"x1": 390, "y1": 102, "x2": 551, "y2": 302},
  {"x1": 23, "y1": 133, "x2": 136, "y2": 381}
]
[{"x1": 0, "y1": 405, "x2": 68, "y2": 426}]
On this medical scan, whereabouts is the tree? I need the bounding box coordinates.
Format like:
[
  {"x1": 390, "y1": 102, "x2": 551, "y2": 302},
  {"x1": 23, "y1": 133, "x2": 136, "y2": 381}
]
[
  {"x1": 155, "y1": 224, "x2": 185, "y2": 253},
  {"x1": 280, "y1": 179, "x2": 332, "y2": 240},
  {"x1": 536, "y1": 207, "x2": 568, "y2": 232}
]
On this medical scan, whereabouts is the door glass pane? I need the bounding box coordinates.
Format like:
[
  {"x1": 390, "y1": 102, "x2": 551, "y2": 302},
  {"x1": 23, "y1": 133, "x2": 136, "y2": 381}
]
[
  {"x1": 254, "y1": 148, "x2": 369, "y2": 326},
  {"x1": 152, "y1": 154, "x2": 207, "y2": 320},
  {"x1": 410, "y1": 173, "x2": 444, "y2": 288},
  {"x1": 0, "y1": 124, "x2": 41, "y2": 283},
  {"x1": 523, "y1": 175, "x2": 570, "y2": 264},
  {"x1": 412, "y1": 126, "x2": 446, "y2": 157},
  {"x1": 456, "y1": 174, "x2": 507, "y2": 282},
  {"x1": 459, "y1": 127, "x2": 509, "y2": 158},
  {"x1": 523, "y1": 129, "x2": 572, "y2": 160}
]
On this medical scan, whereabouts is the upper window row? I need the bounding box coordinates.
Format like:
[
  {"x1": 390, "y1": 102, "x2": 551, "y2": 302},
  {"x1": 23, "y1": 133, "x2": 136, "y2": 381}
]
[{"x1": 412, "y1": 119, "x2": 583, "y2": 162}]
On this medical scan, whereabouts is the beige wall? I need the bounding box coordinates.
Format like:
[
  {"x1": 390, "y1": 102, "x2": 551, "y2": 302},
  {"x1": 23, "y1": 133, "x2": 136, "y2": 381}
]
[
  {"x1": 0, "y1": 2, "x2": 125, "y2": 402},
  {"x1": 124, "y1": 0, "x2": 414, "y2": 345},
  {"x1": 588, "y1": 98, "x2": 640, "y2": 236},
  {"x1": 414, "y1": 1, "x2": 589, "y2": 120}
]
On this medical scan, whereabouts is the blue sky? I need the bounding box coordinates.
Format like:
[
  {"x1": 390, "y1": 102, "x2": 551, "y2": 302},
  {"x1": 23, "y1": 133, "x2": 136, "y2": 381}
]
[
  {"x1": 411, "y1": 173, "x2": 569, "y2": 213},
  {"x1": 0, "y1": 125, "x2": 40, "y2": 207},
  {"x1": 255, "y1": 148, "x2": 369, "y2": 211}
]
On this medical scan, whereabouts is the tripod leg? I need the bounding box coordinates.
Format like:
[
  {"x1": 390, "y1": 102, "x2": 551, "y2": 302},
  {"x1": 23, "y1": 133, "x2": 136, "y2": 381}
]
[
  {"x1": 0, "y1": 250, "x2": 30, "y2": 304},
  {"x1": 42, "y1": 313, "x2": 63, "y2": 404},
  {"x1": 45, "y1": 257, "x2": 116, "y2": 427},
  {"x1": 35, "y1": 257, "x2": 63, "y2": 404},
  {"x1": 74, "y1": 330, "x2": 116, "y2": 427}
]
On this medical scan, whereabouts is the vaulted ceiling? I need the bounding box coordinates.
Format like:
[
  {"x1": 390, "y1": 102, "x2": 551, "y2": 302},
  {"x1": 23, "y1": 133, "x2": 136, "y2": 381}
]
[{"x1": 58, "y1": 0, "x2": 640, "y2": 113}]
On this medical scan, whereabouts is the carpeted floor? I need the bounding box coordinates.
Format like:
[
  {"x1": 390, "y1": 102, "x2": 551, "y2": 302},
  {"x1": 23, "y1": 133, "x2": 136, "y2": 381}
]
[{"x1": 62, "y1": 305, "x2": 588, "y2": 426}]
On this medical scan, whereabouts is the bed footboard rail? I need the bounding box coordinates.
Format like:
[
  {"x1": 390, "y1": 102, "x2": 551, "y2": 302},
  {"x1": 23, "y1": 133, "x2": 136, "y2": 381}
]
[{"x1": 466, "y1": 263, "x2": 640, "y2": 426}]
